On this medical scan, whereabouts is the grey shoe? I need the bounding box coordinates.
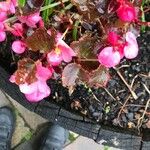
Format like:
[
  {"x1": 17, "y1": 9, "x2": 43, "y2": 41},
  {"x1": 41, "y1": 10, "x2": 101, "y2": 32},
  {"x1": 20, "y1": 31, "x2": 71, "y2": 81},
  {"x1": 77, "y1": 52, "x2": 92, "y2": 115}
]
[
  {"x1": 40, "y1": 124, "x2": 69, "y2": 150},
  {"x1": 0, "y1": 107, "x2": 15, "y2": 150}
]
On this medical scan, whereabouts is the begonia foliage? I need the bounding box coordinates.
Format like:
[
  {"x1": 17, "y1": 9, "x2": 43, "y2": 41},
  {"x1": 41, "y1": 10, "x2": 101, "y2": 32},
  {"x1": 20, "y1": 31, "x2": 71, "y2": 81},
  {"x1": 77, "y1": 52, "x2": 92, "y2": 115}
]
[{"x1": 0, "y1": 0, "x2": 149, "y2": 102}]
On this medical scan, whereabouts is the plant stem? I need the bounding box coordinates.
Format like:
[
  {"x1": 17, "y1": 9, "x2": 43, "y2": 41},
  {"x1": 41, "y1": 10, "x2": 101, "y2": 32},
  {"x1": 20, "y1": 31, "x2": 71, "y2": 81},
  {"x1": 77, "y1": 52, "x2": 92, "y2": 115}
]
[
  {"x1": 137, "y1": 98, "x2": 150, "y2": 131},
  {"x1": 79, "y1": 59, "x2": 98, "y2": 62},
  {"x1": 114, "y1": 68, "x2": 138, "y2": 100},
  {"x1": 40, "y1": 0, "x2": 69, "y2": 12}
]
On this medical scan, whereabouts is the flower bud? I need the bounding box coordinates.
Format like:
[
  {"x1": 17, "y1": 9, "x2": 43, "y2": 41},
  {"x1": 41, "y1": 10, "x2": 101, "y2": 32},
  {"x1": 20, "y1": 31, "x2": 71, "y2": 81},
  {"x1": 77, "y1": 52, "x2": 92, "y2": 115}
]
[
  {"x1": 0, "y1": 31, "x2": 6, "y2": 42},
  {"x1": 117, "y1": 4, "x2": 136, "y2": 22},
  {"x1": 12, "y1": 40, "x2": 26, "y2": 54}
]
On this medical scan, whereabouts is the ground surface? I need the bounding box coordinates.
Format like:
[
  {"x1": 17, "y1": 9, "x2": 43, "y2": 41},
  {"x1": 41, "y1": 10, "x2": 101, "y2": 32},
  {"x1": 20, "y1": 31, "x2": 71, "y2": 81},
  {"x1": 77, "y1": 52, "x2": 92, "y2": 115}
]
[{"x1": 0, "y1": 89, "x2": 117, "y2": 150}]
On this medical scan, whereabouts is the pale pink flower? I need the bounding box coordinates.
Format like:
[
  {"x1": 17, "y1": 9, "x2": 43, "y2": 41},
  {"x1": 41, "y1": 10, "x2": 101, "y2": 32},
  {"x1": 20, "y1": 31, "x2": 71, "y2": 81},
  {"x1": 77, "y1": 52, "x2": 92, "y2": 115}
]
[
  {"x1": 0, "y1": 2, "x2": 9, "y2": 12},
  {"x1": 18, "y1": 12, "x2": 41, "y2": 28},
  {"x1": 9, "y1": 75, "x2": 15, "y2": 83},
  {"x1": 47, "y1": 51, "x2": 63, "y2": 66},
  {"x1": 0, "y1": 0, "x2": 17, "y2": 14},
  {"x1": 12, "y1": 40, "x2": 26, "y2": 54},
  {"x1": 9, "y1": 61, "x2": 53, "y2": 102},
  {"x1": 9, "y1": 1, "x2": 16, "y2": 14},
  {"x1": 10, "y1": 23, "x2": 24, "y2": 36},
  {"x1": 56, "y1": 38, "x2": 76, "y2": 63},
  {"x1": 0, "y1": 11, "x2": 7, "y2": 22},
  {"x1": 98, "y1": 47, "x2": 121, "y2": 68},
  {"x1": 0, "y1": 31, "x2": 6, "y2": 42},
  {"x1": 36, "y1": 62, "x2": 53, "y2": 81},
  {"x1": 117, "y1": 3, "x2": 136, "y2": 22},
  {"x1": 20, "y1": 80, "x2": 51, "y2": 102},
  {"x1": 47, "y1": 32, "x2": 76, "y2": 66},
  {"x1": 124, "y1": 32, "x2": 138, "y2": 59},
  {"x1": 0, "y1": 22, "x2": 4, "y2": 30}
]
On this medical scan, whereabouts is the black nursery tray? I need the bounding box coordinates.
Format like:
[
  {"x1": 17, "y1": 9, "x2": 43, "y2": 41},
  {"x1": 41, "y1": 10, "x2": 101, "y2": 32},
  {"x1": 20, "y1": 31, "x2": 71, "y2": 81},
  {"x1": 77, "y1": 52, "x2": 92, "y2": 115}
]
[{"x1": 0, "y1": 32, "x2": 150, "y2": 150}]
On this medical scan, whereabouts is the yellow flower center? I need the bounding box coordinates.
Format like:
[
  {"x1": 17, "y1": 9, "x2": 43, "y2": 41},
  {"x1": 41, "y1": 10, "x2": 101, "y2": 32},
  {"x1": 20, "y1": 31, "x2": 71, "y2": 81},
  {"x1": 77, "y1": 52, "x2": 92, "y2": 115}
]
[{"x1": 55, "y1": 47, "x2": 61, "y2": 55}]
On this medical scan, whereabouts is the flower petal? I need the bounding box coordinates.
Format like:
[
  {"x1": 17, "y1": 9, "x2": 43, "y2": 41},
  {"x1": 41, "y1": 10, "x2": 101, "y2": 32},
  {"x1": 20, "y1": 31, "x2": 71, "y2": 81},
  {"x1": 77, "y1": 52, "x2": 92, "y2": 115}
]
[
  {"x1": 19, "y1": 82, "x2": 38, "y2": 94},
  {"x1": 47, "y1": 51, "x2": 63, "y2": 66},
  {"x1": 124, "y1": 32, "x2": 138, "y2": 59},
  {"x1": 57, "y1": 39, "x2": 76, "y2": 62},
  {"x1": 36, "y1": 62, "x2": 53, "y2": 80},
  {"x1": 25, "y1": 81, "x2": 51, "y2": 102},
  {"x1": 98, "y1": 47, "x2": 121, "y2": 68}
]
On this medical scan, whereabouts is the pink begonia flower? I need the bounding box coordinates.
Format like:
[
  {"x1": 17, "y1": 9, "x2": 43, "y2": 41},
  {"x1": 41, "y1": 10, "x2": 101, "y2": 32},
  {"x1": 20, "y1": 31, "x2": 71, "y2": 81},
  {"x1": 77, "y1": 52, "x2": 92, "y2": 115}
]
[
  {"x1": 12, "y1": 40, "x2": 26, "y2": 54},
  {"x1": 47, "y1": 51, "x2": 63, "y2": 66},
  {"x1": 0, "y1": 2, "x2": 9, "y2": 12},
  {"x1": 36, "y1": 62, "x2": 53, "y2": 81},
  {"x1": 56, "y1": 38, "x2": 76, "y2": 63},
  {"x1": 10, "y1": 62, "x2": 53, "y2": 102},
  {"x1": 10, "y1": 23, "x2": 24, "y2": 36},
  {"x1": 18, "y1": 12, "x2": 41, "y2": 28},
  {"x1": 117, "y1": 3, "x2": 136, "y2": 22},
  {"x1": 9, "y1": 0, "x2": 17, "y2": 14},
  {"x1": 20, "y1": 80, "x2": 51, "y2": 102},
  {"x1": 0, "y1": 22, "x2": 4, "y2": 30},
  {"x1": 98, "y1": 47, "x2": 121, "y2": 68},
  {"x1": 0, "y1": 11, "x2": 7, "y2": 22},
  {"x1": 0, "y1": 31, "x2": 6, "y2": 42},
  {"x1": 39, "y1": 19, "x2": 44, "y2": 28},
  {"x1": 47, "y1": 31, "x2": 76, "y2": 66},
  {"x1": 124, "y1": 32, "x2": 138, "y2": 59},
  {"x1": 0, "y1": 0, "x2": 17, "y2": 14},
  {"x1": 19, "y1": 62, "x2": 52, "y2": 102},
  {"x1": 107, "y1": 31, "x2": 119, "y2": 46}
]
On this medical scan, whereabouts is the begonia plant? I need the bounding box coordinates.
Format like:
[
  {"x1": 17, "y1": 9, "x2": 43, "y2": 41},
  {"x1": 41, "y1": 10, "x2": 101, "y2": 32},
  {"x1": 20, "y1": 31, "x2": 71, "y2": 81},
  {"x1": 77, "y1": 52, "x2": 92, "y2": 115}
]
[{"x1": 0, "y1": 0, "x2": 149, "y2": 102}]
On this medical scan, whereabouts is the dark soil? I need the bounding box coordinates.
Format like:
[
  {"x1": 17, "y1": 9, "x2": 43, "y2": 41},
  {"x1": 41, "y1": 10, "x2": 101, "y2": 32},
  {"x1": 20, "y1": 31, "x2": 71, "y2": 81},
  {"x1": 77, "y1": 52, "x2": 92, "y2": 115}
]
[
  {"x1": 0, "y1": 31, "x2": 149, "y2": 134},
  {"x1": 46, "y1": 31, "x2": 150, "y2": 133}
]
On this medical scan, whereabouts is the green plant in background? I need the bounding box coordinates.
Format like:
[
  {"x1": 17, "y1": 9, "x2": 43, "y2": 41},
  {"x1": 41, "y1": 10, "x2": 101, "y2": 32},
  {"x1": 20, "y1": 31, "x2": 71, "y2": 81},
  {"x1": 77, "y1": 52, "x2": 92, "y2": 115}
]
[
  {"x1": 141, "y1": 0, "x2": 150, "y2": 32},
  {"x1": 18, "y1": 0, "x2": 26, "y2": 7},
  {"x1": 68, "y1": 131, "x2": 79, "y2": 143},
  {"x1": 42, "y1": 0, "x2": 54, "y2": 23},
  {"x1": 104, "y1": 145, "x2": 111, "y2": 150}
]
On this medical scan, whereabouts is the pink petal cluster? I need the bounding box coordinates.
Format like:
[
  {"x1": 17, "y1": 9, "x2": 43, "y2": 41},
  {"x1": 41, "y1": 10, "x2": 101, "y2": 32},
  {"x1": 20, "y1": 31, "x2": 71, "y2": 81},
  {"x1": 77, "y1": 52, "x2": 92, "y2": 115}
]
[
  {"x1": 0, "y1": 11, "x2": 7, "y2": 22},
  {"x1": 47, "y1": 32, "x2": 76, "y2": 66},
  {"x1": 0, "y1": 22, "x2": 6, "y2": 42},
  {"x1": 10, "y1": 62, "x2": 53, "y2": 102},
  {"x1": 10, "y1": 23, "x2": 24, "y2": 36},
  {"x1": 117, "y1": 2, "x2": 136, "y2": 22},
  {"x1": 12, "y1": 40, "x2": 26, "y2": 54},
  {"x1": 98, "y1": 31, "x2": 138, "y2": 68},
  {"x1": 18, "y1": 12, "x2": 42, "y2": 28},
  {"x1": 0, "y1": 0, "x2": 17, "y2": 42},
  {"x1": 20, "y1": 81, "x2": 51, "y2": 102},
  {"x1": 0, "y1": 0, "x2": 17, "y2": 14}
]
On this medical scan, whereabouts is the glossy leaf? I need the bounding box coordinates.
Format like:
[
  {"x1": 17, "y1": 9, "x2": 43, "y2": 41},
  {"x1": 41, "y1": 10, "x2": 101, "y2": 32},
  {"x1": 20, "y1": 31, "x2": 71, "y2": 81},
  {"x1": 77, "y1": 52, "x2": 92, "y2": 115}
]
[
  {"x1": 14, "y1": 58, "x2": 37, "y2": 85},
  {"x1": 71, "y1": 0, "x2": 107, "y2": 22},
  {"x1": 18, "y1": 0, "x2": 26, "y2": 7},
  {"x1": 71, "y1": 34, "x2": 100, "y2": 71},
  {"x1": 25, "y1": 28, "x2": 56, "y2": 52},
  {"x1": 62, "y1": 63, "x2": 88, "y2": 94},
  {"x1": 88, "y1": 65, "x2": 110, "y2": 87}
]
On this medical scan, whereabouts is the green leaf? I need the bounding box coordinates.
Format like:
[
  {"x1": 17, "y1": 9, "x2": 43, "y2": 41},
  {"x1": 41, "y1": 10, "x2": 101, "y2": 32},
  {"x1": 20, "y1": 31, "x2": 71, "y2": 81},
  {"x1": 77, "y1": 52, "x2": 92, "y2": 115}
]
[
  {"x1": 18, "y1": 0, "x2": 26, "y2": 7},
  {"x1": 73, "y1": 20, "x2": 80, "y2": 41},
  {"x1": 42, "y1": 0, "x2": 54, "y2": 22}
]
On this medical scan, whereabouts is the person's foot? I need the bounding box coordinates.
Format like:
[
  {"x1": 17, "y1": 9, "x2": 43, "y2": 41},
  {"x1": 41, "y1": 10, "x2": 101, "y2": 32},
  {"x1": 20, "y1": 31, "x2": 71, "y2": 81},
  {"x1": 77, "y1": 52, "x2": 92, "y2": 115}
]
[
  {"x1": 40, "y1": 124, "x2": 69, "y2": 150},
  {"x1": 0, "y1": 107, "x2": 15, "y2": 150}
]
